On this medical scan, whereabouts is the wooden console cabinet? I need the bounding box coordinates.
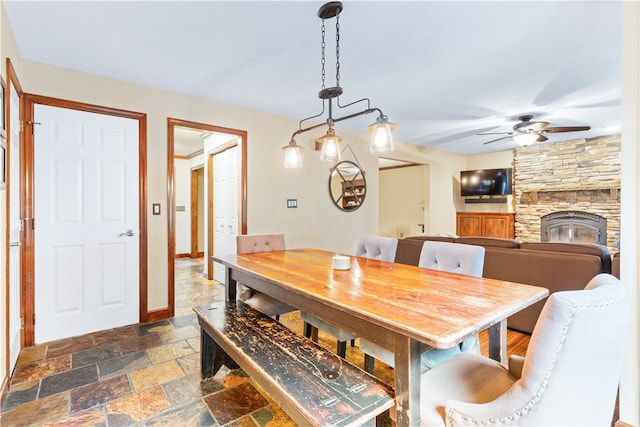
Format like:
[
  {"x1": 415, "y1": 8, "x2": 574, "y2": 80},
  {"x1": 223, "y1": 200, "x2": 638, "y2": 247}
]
[{"x1": 456, "y1": 212, "x2": 515, "y2": 239}]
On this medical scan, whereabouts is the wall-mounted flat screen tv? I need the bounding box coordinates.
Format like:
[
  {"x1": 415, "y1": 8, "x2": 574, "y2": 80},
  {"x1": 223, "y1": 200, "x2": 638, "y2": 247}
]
[{"x1": 460, "y1": 168, "x2": 512, "y2": 197}]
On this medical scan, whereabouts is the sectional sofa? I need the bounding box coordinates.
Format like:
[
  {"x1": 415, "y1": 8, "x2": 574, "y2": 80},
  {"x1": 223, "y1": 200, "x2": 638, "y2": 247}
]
[{"x1": 396, "y1": 235, "x2": 613, "y2": 334}]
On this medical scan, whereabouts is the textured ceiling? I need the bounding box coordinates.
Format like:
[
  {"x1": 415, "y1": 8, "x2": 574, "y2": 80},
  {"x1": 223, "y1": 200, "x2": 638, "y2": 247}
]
[{"x1": 3, "y1": 1, "x2": 622, "y2": 156}]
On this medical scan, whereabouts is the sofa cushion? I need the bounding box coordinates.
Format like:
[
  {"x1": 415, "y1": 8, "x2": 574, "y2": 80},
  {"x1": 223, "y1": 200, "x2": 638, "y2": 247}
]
[
  {"x1": 482, "y1": 247, "x2": 603, "y2": 333},
  {"x1": 404, "y1": 235, "x2": 456, "y2": 243},
  {"x1": 454, "y1": 237, "x2": 520, "y2": 249},
  {"x1": 394, "y1": 238, "x2": 424, "y2": 266},
  {"x1": 520, "y1": 242, "x2": 611, "y2": 273}
]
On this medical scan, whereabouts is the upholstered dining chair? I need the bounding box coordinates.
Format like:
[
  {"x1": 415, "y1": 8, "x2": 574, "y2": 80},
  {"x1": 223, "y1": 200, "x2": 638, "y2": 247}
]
[
  {"x1": 419, "y1": 273, "x2": 627, "y2": 426},
  {"x1": 236, "y1": 234, "x2": 296, "y2": 319},
  {"x1": 359, "y1": 240, "x2": 485, "y2": 374},
  {"x1": 301, "y1": 235, "x2": 399, "y2": 358}
]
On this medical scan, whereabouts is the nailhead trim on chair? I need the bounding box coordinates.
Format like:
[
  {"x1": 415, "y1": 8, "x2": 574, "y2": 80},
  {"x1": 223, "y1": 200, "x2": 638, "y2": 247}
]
[{"x1": 446, "y1": 293, "x2": 627, "y2": 426}]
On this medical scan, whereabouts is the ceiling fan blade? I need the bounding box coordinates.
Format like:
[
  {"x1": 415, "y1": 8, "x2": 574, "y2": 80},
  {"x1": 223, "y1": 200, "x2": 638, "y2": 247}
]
[
  {"x1": 476, "y1": 132, "x2": 512, "y2": 136},
  {"x1": 544, "y1": 126, "x2": 591, "y2": 133},
  {"x1": 482, "y1": 136, "x2": 512, "y2": 145}
]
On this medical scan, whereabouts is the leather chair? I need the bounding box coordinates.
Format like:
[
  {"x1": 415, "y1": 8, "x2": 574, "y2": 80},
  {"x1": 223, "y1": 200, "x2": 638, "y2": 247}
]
[
  {"x1": 236, "y1": 234, "x2": 295, "y2": 318},
  {"x1": 301, "y1": 235, "x2": 398, "y2": 358},
  {"x1": 419, "y1": 273, "x2": 627, "y2": 426},
  {"x1": 359, "y1": 240, "x2": 485, "y2": 374}
]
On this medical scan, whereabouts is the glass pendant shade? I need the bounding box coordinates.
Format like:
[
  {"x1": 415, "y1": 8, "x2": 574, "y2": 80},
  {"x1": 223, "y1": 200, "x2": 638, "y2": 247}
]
[
  {"x1": 367, "y1": 115, "x2": 397, "y2": 154},
  {"x1": 318, "y1": 129, "x2": 343, "y2": 162},
  {"x1": 513, "y1": 132, "x2": 538, "y2": 147},
  {"x1": 282, "y1": 140, "x2": 303, "y2": 168}
]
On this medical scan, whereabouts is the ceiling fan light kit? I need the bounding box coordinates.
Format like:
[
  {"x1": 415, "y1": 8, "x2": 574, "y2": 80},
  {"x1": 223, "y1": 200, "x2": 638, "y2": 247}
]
[{"x1": 281, "y1": 1, "x2": 397, "y2": 168}]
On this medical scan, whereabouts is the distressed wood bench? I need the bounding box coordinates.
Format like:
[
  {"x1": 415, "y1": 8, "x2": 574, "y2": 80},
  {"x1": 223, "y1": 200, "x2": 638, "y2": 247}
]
[{"x1": 194, "y1": 300, "x2": 395, "y2": 427}]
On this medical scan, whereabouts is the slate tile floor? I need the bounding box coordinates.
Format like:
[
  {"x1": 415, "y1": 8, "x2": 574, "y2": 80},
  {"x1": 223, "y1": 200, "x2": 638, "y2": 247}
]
[
  {"x1": 1, "y1": 257, "x2": 530, "y2": 427},
  {"x1": 0, "y1": 258, "x2": 299, "y2": 426}
]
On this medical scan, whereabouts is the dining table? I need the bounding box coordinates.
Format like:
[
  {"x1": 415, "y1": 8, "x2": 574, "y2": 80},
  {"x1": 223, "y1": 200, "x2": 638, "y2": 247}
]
[{"x1": 213, "y1": 248, "x2": 549, "y2": 426}]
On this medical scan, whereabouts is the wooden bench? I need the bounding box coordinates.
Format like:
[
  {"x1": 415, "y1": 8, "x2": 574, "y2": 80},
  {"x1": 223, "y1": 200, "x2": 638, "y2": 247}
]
[{"x1": 194, "y1": 300, "x2": 395, "y2": 427}]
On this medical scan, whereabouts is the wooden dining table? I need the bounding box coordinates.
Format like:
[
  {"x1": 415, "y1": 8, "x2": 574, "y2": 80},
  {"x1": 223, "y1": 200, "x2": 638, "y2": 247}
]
[{"x1": 213, "y1": 248, "x2": 548, "y2": 426}]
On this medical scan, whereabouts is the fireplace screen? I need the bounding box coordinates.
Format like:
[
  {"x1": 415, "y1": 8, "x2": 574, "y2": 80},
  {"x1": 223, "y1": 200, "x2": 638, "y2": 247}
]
[{"x1": 541, "y1": 211, "x2": 607, "y2": 246}]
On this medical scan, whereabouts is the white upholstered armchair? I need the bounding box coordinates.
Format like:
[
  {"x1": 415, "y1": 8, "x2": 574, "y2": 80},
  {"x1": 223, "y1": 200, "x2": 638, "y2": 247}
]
[
  {"x1": 236, "y1": 234, "x2": 296, "y2": 318},
  {"x1": 419, "y1": 273, "x2": 628, "y2": 426},
  {"x1": 360, "y1": 240, "x2": 486, "y2": 374},
  {"x1": 301, "y1": 235, "x2": 398, "y2": 357}
]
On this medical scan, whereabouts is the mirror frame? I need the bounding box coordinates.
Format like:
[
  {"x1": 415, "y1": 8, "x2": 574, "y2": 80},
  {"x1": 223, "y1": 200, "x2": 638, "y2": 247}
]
[{"x1": 328, "y1": 160, "x2": 367, "y2": 211}]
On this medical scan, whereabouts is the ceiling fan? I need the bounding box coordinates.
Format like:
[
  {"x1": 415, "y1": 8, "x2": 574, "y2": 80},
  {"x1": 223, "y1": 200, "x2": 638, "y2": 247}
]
[{"x1": 478, "y1": 114, "x2": 591, "y2": 146}]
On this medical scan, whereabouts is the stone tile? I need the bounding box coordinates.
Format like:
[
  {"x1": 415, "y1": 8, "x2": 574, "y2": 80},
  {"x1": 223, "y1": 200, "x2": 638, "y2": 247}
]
[
  {"x1": 177, "y1": 352, "x2": 200, "y2": 375},
  {"x1": 144, "y1": 399, "x2": 217, "y2": 427},
  {"x1": 0, "y1": 392, "x2": 69, "y2": 426},
  {"x1": 97, "y1": 350, "x2": 151, "y2": 379},
  {"x1": 130, "y1": 360, "x2": 185, "y2": 392},
  {"x1": 203, "y1": 382, "x2": 269, "y2": 425},
  {"x1": 227, "y1": 416, "x2": 259, "y2": 427},
  {"x1": 118, "y1": 333, "x2": 163, "y2": 354},
  {"x1": 135, "y1": 320, "x2": 174, "y2": 336},
  {"x1": 46, "y1": 334, "x2": 96, "y2": 358},
  {"x1": 162, "y1": 373, "x2": 223, "y2": 407},
  {"x1": 39, "y1": 364, "x2": 99, "y2": 399},
  {"x1": 251, "y1": 404, "x2": 297, "y2": 427},
  {"x1": 105, "y1": 386, "x2": 171, "y2": 423},
  {"x1": 159, "y1": 324, "x2": 199, "y2": 344},
  {"x1": 169, "y1": 313, "x2": 198, "y2": 329},
  {"x1": 42, "y1": 407, "x2": 106, "y2": 427},
  {"x1": 72, "y1": 343, "x2": 122, "y2": 369},
  {"x1": 11, "y1": 354, "x2": 71, "y2": 385},
  {"x1": 1, "y1": 379, "x2": 40, "y2": 411},
  {"x1": 70, "y1": 374, "x2": 132, "y2": 413},
  {"x1": 92, "y1": 325, "x2": 139, "y2": 347},
  {"x1": 15, "y1": 344, "x2": 47, "y2": 365},
  {"x1": 146, "y1": 340, "x2": 195, "y2": 365},
  {"x1": 187, "y1": 336, "x2": 200, "y2": 352}
]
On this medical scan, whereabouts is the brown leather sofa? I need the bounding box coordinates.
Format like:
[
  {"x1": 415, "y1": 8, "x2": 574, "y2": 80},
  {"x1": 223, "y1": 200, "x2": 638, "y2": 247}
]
[{"x1": 400, "y1": 235, "x2": 612, "y2": 334}]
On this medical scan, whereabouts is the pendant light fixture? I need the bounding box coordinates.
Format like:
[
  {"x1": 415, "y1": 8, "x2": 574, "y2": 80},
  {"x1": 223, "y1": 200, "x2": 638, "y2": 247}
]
[{"x1": 281, "y1": 1, "x2": 397, "y2": 168}]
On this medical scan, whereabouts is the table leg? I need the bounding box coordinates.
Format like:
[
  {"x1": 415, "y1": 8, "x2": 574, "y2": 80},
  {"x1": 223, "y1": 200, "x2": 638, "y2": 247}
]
[
  {"x1": 488, "y1": 318, "x2": 508, "y2": 365},
  {"x1": 393, "y1": 336, "x2": 422, "y2": 426},
  {"x1": 225, "y1": 266, "x2": 237, "y2": 301}
]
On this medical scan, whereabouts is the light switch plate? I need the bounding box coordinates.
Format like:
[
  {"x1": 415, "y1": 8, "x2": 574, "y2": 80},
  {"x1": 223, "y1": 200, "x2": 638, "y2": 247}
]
[
  {"x1": 153, "y1": 203, "x2": 161, "y2": 215},
  {"x1": 287, "y1": 199, "x2": 298, "y2": 208}
]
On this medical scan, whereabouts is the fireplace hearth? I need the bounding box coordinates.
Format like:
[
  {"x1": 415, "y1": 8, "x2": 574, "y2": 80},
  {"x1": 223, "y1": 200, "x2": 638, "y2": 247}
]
[{"x1": 540, "y1": 211, "x2": 607, "y2": 246}]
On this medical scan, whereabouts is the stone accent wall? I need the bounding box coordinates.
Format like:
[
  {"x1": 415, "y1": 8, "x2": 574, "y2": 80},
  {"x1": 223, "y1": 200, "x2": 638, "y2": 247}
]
[{"x1": 514, "y1": 134, "x2": 621, "y2": 251}]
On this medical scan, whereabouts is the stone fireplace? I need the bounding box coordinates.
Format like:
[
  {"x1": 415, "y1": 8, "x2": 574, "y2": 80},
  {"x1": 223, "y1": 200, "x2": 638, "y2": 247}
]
[
  {"x1": 514, "y1": 134, "x2": 621, "y2": 252},
  {"x1": 540, "y1": 210, "x2": 607, "y2": 246}
]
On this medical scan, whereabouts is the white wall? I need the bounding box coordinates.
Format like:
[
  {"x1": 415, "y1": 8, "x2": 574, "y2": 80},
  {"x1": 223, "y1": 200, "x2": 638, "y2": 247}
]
[{"x1": 379, "y1": 165, "x2": 427, "y2": 238}]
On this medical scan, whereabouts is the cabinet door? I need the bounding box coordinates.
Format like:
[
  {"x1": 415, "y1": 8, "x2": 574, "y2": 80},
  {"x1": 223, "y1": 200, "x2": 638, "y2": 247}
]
[
  {"x1": 483, "y1": 216, "x2": 511, "y2": 238},
  {"x1": 457, "y1": 214, "x2": 481, "y2": 236}
]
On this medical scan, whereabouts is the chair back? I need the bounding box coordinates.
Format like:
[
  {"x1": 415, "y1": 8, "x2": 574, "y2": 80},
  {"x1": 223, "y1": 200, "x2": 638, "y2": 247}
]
[
  {"x1": 355, "y1": 235, "x2": 398, "y2": 262},
  {"x1": 236, "y1": 234, "x2": 285, "y2": 254},
  {"x1": 448, "y1": 273, "x2": 628, "y2": 426},
  {"x1": 418, "y1": 241, "x2": 485, "y2": 277},
  {"x1": 518, "y1": 273, "x2": 627, "y2": 425}
]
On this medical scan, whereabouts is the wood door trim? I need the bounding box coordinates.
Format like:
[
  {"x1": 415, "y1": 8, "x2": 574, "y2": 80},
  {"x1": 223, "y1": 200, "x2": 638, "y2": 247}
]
[
  {"x1": 190, "y1": 169, "x2": 199, "y2": 258},
  {"x1": 21, "y1": 94, "x2": 148, "y2": 346},
  {"x1": 167, "y1": 118, "x2": 247, "y2": 317}
]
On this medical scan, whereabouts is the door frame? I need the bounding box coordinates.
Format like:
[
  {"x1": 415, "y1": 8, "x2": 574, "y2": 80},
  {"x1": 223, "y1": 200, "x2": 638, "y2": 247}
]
[
  {"x1": 167, "y1": 118, "x2": 247, "y2": 317},
  {"x1": 21, "y1": 94, "x2": 147, "y2": 346}
]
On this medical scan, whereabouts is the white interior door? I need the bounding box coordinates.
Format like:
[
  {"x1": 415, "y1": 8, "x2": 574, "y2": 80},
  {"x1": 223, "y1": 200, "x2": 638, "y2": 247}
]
[
  {"x1": 34, "y1": 105, "x2": 139, "y2": 343},
  {"x1": 213, "y1": 146, "x2": 238, "y2": 283},
  {"x1": 8, "y1": 81, "x2": 21, "y2": 369}
]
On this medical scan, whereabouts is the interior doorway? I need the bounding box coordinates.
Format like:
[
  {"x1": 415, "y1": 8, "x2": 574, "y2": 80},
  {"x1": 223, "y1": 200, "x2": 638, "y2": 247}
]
[{"x1": 167, "y1": 118, "x2": 247, "y2": 317}]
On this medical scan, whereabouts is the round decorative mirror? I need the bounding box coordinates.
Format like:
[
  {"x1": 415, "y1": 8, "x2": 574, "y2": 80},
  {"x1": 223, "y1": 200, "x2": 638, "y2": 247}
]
[{"x1": 329, "y1": 160, "x2": 366, "y2": 211}]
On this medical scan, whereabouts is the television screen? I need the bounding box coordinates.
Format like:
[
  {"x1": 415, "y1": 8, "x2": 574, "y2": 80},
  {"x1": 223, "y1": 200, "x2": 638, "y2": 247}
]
[{"x1": 460, "y1": 168, "x2": 512, "y2": 197}]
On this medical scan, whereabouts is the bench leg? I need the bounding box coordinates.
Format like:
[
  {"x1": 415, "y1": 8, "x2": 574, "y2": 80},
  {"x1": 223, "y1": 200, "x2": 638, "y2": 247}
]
[
  {"x1": 201, "y1": 329, "x2": 239, "y2": 380},
  {"x1": 337, "y1": 341, "x2": 347, "y2": 359},
  {"x1": 364, "y1": 354, "x2": 376, "y2": 374},
  {"x1": 304, "y1": 322, "x2": 319, "y2": 343}
]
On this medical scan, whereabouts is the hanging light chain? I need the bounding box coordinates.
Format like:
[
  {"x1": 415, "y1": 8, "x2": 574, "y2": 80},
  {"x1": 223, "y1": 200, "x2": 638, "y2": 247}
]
[
  {"x1": 321, "y1": 19, "x2": 326, "y2": 90},
  {"x1": 335, "y1": 15, "x2": 340, "y2": 88}
]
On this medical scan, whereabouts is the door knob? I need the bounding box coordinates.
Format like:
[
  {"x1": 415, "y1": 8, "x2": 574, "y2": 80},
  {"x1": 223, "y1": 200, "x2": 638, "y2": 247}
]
[{"x1": 119, "y1": 229, "x2": 135, "y2": 237}]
